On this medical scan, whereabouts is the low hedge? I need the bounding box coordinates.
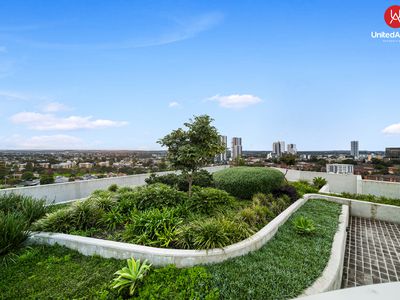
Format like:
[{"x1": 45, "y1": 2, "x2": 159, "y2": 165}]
[{"x1": 213, "y1": 167, "x2": 285, "y2": 199}]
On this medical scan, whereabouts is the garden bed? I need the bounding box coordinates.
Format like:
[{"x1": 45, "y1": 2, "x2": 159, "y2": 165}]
[{"x1": 1, "y1": 199, "x2": 342, "y2": 299}]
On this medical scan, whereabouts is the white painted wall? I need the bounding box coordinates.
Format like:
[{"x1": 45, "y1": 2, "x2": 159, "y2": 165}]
[
  {"x1": 0, "y1": 165, "x2": 229, "y2": 204},
  {"x1": 361, "y1": 180, "x2": 400, "y2": 199}
]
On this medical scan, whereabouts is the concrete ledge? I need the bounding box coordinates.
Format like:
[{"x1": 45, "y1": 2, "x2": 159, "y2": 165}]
[
  {"x1": 301, "y1": 204, "x2": 349, "y2": 296},
  {"x1": 306, "y1": 194, "x2": 400, "y2": 224},
  {"x1": 28, "y1": 197, "x2": 308, "y2": 267}
]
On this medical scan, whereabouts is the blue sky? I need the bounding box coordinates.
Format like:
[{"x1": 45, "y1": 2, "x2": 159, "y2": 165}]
[{"x1": 0, "y1": 0, "x2": 399, "y2": 151}]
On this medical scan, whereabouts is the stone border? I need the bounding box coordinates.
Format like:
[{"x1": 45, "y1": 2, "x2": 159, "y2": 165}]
[
  {"x1": 301, "y1": 203, "x2": 349, "y2": 296},
  {"x1": 29, "y1": 197, "x2": 308, "y2": 267}
]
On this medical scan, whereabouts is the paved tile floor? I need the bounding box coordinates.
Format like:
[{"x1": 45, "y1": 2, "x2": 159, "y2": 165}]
[{"x1": 341, "y1": 216, "x2": 400, "y2": 288}]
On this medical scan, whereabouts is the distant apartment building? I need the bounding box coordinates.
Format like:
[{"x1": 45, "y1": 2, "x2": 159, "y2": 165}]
[
  {"x1": 287, "y1": 143, "x2": 297, "y2": 155},
  {"x1": 78, "y1": 162, "x2": 93, "y2": 169},
  {"x1": 351, "y1": 141, "x2": 359, "y2": 158},
  {"x1": 272, "y1": 141, "x2": 285, "y2": 157},
  {"x1": 98, "y1": 161, "x2": 110, "y2": 167},
  {"x1": 215, "y1": 135, "x2": 228, "y2": 163},
  {"x1": 326, "y1": 163, "x2": 354, "y2": 175},
  {"x1": 385, "y1": 148, "x2": 400, "y2": 160},
  {"x1": 231, "y1": 137, "x2": 242, "y2": 160}
]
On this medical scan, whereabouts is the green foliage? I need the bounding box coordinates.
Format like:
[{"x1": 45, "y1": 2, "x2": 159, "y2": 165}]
[
  {"x1": 339, "y1": 192, "x2": 400, "y2": 207},
  {"x1": 0, "y1": 245, "x2": 125, "y2": 299},
  {"x1": 21, "y1": 171, "x2": 35, "y2": 181},
  {"x1": 136, "y1": 265, "x2": 219, "y2": 299},
  {"x1": 108, "y1": 184, "x2": 119, "y2": 192},
  {"x1": 88, "y1": 190, "x2": 117, "y2": 212},
  {"x1": 111, "y1": 258, "x2": 151, "y2": 296},
  {"x1": 290, "y1": 181, "x2": 319, "y2": 197},
  {"x1": 187, "y1": 186, "x2": 235, "y2": 214},
  {"x1": 206, "y1": 199, "x2": 341, "y2": 299},
  {"x1": 102, "y1": 207, "x2": 127, "y2": 230},
  {"x1": 158, "y1": 115, "x2": 225, "y2": 195},
  {"x1": 238, "y1": 205, "x2": 273, "y2": 229},
  {"x1": 123, "y1": 208, "x2": 183, "y2": 247},
  {"x1": 145, "y1": 169, "x2": 215, "y2": 192},
  {"x1": 293, "y1": 216, "x2": 316, "y2": 235},
  {"x1": 213, "y1": 167, "x2": 285, "y2": 199},
  {"x1": 0, "y1": 193, "x2": 47, "y2": 224},
  {"x1": 133, "y1": 183, "x2": 188, "y2": 211},
  {"x1": 40, "y1": 174, "x2": 54, "y2": 185},
  {"x1": 32, "y1": 200, "x2": 104, "y2": 232},
  {"x1": 0, "y1": 211, "x2": 29, "y2": 256},
  {"x1": 313, "y1": 177, "x2": 327, "y2": 189},
  {"x1": 177, "y1": 217, "x2": 253, "y2": 250}
]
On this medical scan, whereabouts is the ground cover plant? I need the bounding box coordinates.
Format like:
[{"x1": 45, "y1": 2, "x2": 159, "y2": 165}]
[
  {"x1": 32, "y1": 168, "x2": 300, "y2": 250},
  {"x1": 333, "y1": 192, "x2": 400, "y2": 207},
  {"x1": 0, "y1": 199, "x2": 341, "y2": 299}
]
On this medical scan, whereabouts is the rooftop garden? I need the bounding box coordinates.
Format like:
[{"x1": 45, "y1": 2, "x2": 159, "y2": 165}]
[{"x1": 0, "y1": 199, "x2": 341, "y2": 299}]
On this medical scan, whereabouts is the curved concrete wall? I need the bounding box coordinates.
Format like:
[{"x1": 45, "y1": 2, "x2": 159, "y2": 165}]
[
  {"x1": 28, "y1": 196, "x2": 308, "y2": 267},
  {"x1": 0, "y1": 165, "x2": 229, "y2": 204}
]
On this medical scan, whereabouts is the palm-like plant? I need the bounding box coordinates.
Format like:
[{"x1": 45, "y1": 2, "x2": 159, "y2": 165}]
[
  {"x1": 112, "y1": 258, "x2": 151, "y2": 296},
  {"x1": 293, "y1": 216, "x2": 316, "y2": 235}
]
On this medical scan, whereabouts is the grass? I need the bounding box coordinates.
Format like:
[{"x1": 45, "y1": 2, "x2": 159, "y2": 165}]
[
  {"x1": 0, "y1": 244, "x2": 124, "y2": 299},
  {"x1": 0, "y1": 199, "x2": 341, "y2": 299},
  {"x1": 205, "y1": 199, "x2": 341, "y2": 300}
]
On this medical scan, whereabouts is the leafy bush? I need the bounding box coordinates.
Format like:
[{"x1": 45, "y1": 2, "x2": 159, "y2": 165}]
[
  {"x1": 177, "y1": 217, "x2": 253, "y2": 250},
  {"x1": 116, "y1": 191, "x2": 139, "y2": 214},
  {"x1": 133, "y1": 183, "x2": 188, "y2": 211},
  {"x1": 136, "y1": 265, "x2": 219, "y2": 300},
  {"x1": 313, "y1": 177, "x2": 327, "y2": 189},
  {"x1": 111, "y1": 258, "x2": 151, "y2": 296},
  {"x1": 32, "y1": 200, "x2": 104, "y2": 233},
  {"x1": 0, "y1": 211, "x2": 29, "y2": 256},
  {"x1": 293, "y1": 216, "x2": 316, "y2": 235},
  {"x1": 238, "y1": 205, "x2": 273, "y2": 229},
  {"x1": 290, "y1": 181, "x2": 319, "y2": 197},
  {"x1": 187, "y1": 186, "x2": 236, "y2": 214},
  {"x1": 108, "y1": 184, "x2": 119, "y2": 192},
  {"x1": 213, "y1": 167, "x2": 285, "y2": 199},
  {"x1": 88, "y1": 190, "x2": 117, "y2": 212},
  {"x1": 145, "y1": 169, "x2": 215, "y2": 192},
  {"x1": 273, "y1": 184, "x2": 299, "y2": 203},
  {"x1": 0, "y1": 194, "x2": 47, "y2": 224},
  {"x1": 123, "y1": 208, "x2": 183, "y2": 247},
  {"x1": 102, "y1": 207, "x2": 127, "y2": 230},
  {"x1": 339, "y1": 193, "x2": 400, "y2": 207}
]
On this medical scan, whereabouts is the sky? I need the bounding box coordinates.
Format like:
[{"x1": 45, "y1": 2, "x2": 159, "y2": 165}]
[{"x1": 0, "y1": 0, "x2": 399, "y2": 151}]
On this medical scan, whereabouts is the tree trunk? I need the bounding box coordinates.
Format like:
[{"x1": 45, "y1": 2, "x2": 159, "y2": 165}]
[{"x1": 188, "y1": 173, "x2": 193, "y2": 197}]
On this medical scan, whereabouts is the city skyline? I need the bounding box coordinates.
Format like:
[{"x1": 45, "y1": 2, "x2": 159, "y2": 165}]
[{"x1": 1, "y1": 1, "x2": 400, "y2": 151}]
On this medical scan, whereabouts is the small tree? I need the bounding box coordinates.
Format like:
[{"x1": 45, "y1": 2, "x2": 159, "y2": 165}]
[{"x1": 158, "y1": 115, "x2": 225, "y2": 196}]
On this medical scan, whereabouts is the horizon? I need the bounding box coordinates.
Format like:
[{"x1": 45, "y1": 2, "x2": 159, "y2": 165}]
[{"x1": 1, "y1": 1, "x2": 400, "y2": 151}]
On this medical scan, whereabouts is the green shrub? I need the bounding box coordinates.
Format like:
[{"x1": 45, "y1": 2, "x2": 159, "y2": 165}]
[
  {"x1": 213, "y1": 167, "x2": 285, "y2": 199},
  {"x1": 133, "y1": 183, "x2": 188, "y2": 211},
  {"x1": 290, "y1": 181, "x2": 319, "y2": 197},
  {"x1": 313, "y1": 177, "x2": 327, "y2": 189},
  {"x1": 123, "y1": 208, "x2": 182, "y2": 247},
  {"x1": 137, "y1": 265, "x2": 219, "y2": 299},
  {"x1": 108, "y1": 184, "x2": 119, "y2": 192},
  {"x1": 339, "y1": 193, "x2": 400, "y2": 207},
  {"x1": 145, "y1": 170, "x2": 215, "y2": 192},
  {"x1": 0, "y1": 211, "x2": 29, "y2": 256},
  {"x1": 111, "y1": 258, "x2": 151, "y2": 296},
  {"x1": 88, "y1": 190, "x2": 117, "y2": 212},
  {"x1": 102, "y1": 207, "x2": 127, "y2": 230},
  {"x1": 238, "y1": 205, "x2": 273, "y2": 229},
  {"x1": 187, "y1": 186, "x2": 236, "y2": 214},
  {"x1": 116, "y1": 191, "x2": 139, "y2": 214},
  {"x1": 177, "y1": 217, "x2": 253, "y2": 250},
  {"x1": 118, "y1": 186, "x2": 134, "y2": 193},
  {"x1": 32, "y1": 200, "x2": 104, "y2": 233},
  {"x1": 293, "y1": 216, "x2": 316, "y2": 235},
  {"x1": 0, "y1": 194, "x2": 47, "y2": 224}
]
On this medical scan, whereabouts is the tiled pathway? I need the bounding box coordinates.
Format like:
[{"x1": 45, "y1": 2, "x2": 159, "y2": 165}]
[{"x1": 341, "y1": 216, "x2": 400, "y2": 288}]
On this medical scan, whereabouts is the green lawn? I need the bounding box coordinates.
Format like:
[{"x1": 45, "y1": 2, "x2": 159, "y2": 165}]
[{"x1": 0, "y1": 199, "x2": 341, "y2": 300}]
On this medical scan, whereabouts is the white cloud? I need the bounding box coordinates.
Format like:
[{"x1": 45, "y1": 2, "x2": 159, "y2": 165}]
[
  {"x1": 42, "y1": 102, "x2": 70, "y2": 112},
  {"x1": 1, "y1": 134, "x2": 85, "y2": 149},
  {"x1": 10, "y1": 112, "x2": 128, "y2": 130},
  {"x1": 208, "y1": 94, "x2": 262, "y2": 109},
  {"x1": 0, "y1": 90, "x2": 29, "y2": 101},
  {"x1": 382, "y1": 123, "x2": 400, "y2": 134},
  {"x1": 168, "y1": 101, "x2": 180, "y2": 108}
]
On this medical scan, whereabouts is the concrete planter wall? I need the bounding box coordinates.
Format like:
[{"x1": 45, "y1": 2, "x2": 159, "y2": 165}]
[{"x1": 29, "y1": 197, "x2": 308, "y2": 267}]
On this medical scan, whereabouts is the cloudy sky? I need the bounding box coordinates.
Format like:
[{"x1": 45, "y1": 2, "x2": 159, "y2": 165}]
[{"x1": 0, "y1": 0, "x2": 399, "y2": 151}]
